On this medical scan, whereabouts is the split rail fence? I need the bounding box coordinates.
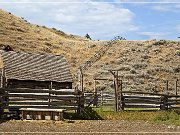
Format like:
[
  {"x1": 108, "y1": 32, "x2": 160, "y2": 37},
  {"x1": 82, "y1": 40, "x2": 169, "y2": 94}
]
[
  {"x1": 85, "y1": 91, "x2": 180, "y2": 110},
  {"x1": 0, "y1": 88, "x2": 84, "y2": 116}
]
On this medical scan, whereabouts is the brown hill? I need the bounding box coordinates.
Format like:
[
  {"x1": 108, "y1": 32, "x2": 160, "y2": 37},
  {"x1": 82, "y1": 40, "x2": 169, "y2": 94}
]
[
  {"x1": 0, "y1": 9, "x2": 179, "y2": 93},
  {"x1": 0, "y1": 9, "x2": 105, "y2": 72}
]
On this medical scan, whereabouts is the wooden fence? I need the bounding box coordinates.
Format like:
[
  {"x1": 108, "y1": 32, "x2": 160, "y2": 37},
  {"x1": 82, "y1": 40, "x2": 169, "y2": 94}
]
[
  {"x1": 122, "y1": 91, "x2": 180, "y2": 110},
  {"x1": 0, "y1": 88, "x2": 84, "y2": 114},
  {"x1": 85, "y1": 91, "x2": 180, "y2": 110},
  {"x1": 1, "y1": 88, "x2": 180, "y2": 117},
  {"x1": 0, "y1": 90, "x2": 8, "y2": 119}
]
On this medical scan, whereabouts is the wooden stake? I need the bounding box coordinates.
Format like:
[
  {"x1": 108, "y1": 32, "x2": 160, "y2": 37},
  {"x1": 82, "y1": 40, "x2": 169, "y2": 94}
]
[
  {"x1": 101, "y1": 90, "x2": 103, "y2": 106},
  {"x1": 1, "y1": 67, "x2": 4, "y2": 88},
  {"x1": 166, "y1": 80, "x2": 168, "y2": 94},
  {"x1": 119, "y1": 79, "x2": 123, "y2": 110},
  {"x1": 81, "y1": 71, "x2": 84, "y2": 93},
  {"x1": 94, "y1": 80, "x2": 97, "y2": 106},
  {"x1": 175, "y1": 79, "x2": 178, "y2": 96},
  {"x1": 114, "y1": 71, "x2": 119, "y2": 111},
  {"x1": 48, "y1": 82, "x2": 52, "y2": 107}
]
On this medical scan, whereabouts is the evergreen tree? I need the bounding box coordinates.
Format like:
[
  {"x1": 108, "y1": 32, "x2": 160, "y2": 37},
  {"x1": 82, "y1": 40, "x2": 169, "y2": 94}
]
[{"x1": 85, "y1": 33, "x2": 92, "y2": 40}]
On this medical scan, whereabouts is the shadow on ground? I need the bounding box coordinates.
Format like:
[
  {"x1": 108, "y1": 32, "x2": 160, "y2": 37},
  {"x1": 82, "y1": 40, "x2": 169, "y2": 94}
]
[{"x1": 64, "y1": 107, "x2": 103, "y2": 120}]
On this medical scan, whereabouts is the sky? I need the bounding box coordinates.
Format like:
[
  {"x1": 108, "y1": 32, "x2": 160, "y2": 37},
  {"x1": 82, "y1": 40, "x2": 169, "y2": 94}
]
[{"x1": 0, "y1": 0, "x2": 180, "y2": 40}]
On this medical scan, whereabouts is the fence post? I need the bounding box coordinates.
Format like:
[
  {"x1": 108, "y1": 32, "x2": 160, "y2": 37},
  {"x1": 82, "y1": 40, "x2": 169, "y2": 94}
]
[
  {"x1": 48, "y1": 82, "x2": 52, "y2": 107},
  {"x1": 119, "y1": 80, "x2": 123, "y2": 110},
  {"x1": 77, "y1": 91, "x2": 84, "y2": 114},
  {"x1": 175, "y1": 79, "x2": 178, "y2": 96},
  {"x1": 160, "y1": 95, "x2": 168, "y2": 110},
  {"x1": 166, "y1": 80, "x2": 168, "y2": 94},
  {"x1": 0, "y1": 67, "x2": 5, "y2": 88},
  {"x1": 93, "y1": 80, "x2": 98, "y2": 106},
  {"x1": 101, "y1": 90, "x2": 103, "y2": 106}
]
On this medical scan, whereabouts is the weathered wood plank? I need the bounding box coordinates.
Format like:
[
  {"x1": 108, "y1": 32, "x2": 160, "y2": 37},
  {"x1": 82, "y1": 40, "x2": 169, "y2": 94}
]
[
  {"x1": 166, "y1": 102, "x2": 180, "y2": 105},
  {"x1": 167, "y1": 99, "x2": 180, "y2": 102},
  {"x1": 6, "y1": 94, "x2": 79, "y2": 100},
  {"x1": 9, "y1": 106, "x2": 78, "y2": 110},
  {"x1": 169, "y1": 106, "x2": 180, "y2": 109},
  {"x1": 123, "y1": 96, "x2": 160, "y2": 100},
  {"x1": 3, "y1": 88, "x2": 78, "y2": 95},
  {"x1": 124, "y1": 105, "x2": 159, "y2": 108},
  {"x1": 9, "y1": 98, "x2": 41, "y2": 101},
  {"x1": 122, "y1": 91, "x2": 166, "y2": 96},
  {"x1": 122, "y1": 100, "x2": 162, "y2": 104},
  {"x1": 9, "y1": 101, "x2": 78, "y2": 106}
]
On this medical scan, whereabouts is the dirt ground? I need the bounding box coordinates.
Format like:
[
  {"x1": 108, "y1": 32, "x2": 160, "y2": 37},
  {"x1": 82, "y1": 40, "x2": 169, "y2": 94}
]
[{"x1": 0, "y1": 120, "x2": 180, "y2": 135}]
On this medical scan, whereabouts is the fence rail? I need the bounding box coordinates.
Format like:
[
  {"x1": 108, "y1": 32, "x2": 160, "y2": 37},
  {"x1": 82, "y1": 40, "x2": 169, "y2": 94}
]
[
  {"x1": 84, "y1": 91, "x2": 180, "y2": 110},
  {"x1": 0, "y1": 88, "x2": 83, "y2": 114},
  {"x1": 1, "y1": 87, "x2": 180, "y2": 117}
]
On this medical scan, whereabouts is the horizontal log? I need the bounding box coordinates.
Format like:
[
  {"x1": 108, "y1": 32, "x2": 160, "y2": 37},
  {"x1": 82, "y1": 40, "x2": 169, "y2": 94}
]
[
  {"x1": 166, "y1": 102, "x2": 180, "y2": 105},
  {"x1": 168, "y1": 99, "x2": 180, "y2": 102},
  {"x1": 124, "y1": 105, "x2": 159, "y2": 108},
  {"x1": 123, "y1": 96, "x2": 160, "y2": 100},
  {"x1": 4, "y1": 88, "x2": 79, "y2": 95},
  {"x1": 9, "y1": 101, "x2": 78, "y2": 106},
  {"x1": 94, "y1": 78, "x2": 114, "y2": 81},
  {"x1": 168, "y1": 106, "x2": 180, "y2": 109},
  {"x1": 9, "y1": 106, "x2": 78, "y2": 110},
  {"x1": 124, "y1": 97, "x2": 160, "y2": 100},
  {"x1": 9, "y1": 98, "x2": 42, "y2": 101},
  {"x1": 100, "y1": 104, "x2": 114, "y2": 106},
  {"x1": 122, "y1": 100, "x2": 162, "y2": 104},
  {"x1": 103, "y1": 99, "x2": 115, "y2": 101},
  {"x1": 122, "y1": 91, "x2": 168, "y2": 96},
  {"x1": 166, "y1": 95, "x2": 180, "y2": 98},
  {"x1": 6, "y1": 94, "x2": 79, "y2": 101}
]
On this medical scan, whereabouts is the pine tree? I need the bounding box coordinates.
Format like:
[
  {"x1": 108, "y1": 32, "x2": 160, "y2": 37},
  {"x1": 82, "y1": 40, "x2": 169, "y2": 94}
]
[{"x1": 85, "y1": 33, "x2": 92, "y2": 40}]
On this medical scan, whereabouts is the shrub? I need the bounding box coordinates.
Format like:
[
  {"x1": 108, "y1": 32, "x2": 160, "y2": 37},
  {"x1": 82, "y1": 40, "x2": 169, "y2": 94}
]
[
  {"x1": 85, "y1": 33, "x2": 92, "y2": 40},
  {"x1": 114, "y1": 36, "x2": 126, "y2": 40},
  {"x1": 52, "y1": 28, "x2": 56, "y2": 30}
]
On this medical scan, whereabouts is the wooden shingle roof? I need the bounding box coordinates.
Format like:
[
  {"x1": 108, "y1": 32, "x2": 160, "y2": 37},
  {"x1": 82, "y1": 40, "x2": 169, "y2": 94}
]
[{"x1": 0, "y1": 50, "x2": 73, "y2": 82}]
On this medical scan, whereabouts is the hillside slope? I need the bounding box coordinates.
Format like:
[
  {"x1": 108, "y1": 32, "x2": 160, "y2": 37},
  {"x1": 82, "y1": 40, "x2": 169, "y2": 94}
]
[
  {"x1": 0, "y1": 9, "x2": 179, "y2": 93},
  {"x1": 85, "y1": 40, "x2": 180, "y2": 93}
]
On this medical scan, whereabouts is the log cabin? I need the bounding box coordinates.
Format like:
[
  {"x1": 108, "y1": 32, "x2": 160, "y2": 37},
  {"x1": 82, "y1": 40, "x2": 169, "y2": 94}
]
[{"x1": 0, "y1": 49, "x2": 73, "y2": 89}]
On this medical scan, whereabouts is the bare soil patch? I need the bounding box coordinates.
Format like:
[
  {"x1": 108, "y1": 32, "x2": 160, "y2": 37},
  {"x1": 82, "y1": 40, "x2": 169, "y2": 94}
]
[{"x1": 0, "y1": 120, "x2": 180, "y2": 134}]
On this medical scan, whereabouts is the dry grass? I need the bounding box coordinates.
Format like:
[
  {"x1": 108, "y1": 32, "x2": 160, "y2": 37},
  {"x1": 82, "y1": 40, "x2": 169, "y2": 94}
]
[{"x1": 0, "y1": 9, "x2": 179, "y2": 92}]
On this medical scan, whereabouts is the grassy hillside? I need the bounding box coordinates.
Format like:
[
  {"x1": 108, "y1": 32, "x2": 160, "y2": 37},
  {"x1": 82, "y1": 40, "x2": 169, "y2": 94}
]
[{"x1": 0, "y1": 9, "x2": 179, "y2": 93}]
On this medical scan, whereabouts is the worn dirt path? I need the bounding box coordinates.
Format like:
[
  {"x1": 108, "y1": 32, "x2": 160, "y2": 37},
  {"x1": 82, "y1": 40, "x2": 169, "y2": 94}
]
[{"x1": 0, "y1": 120, "x2": 180, "y2": 134}]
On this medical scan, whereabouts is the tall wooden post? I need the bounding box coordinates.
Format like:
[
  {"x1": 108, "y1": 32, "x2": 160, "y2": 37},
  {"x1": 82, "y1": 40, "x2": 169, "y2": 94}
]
[
  {"x1": 94, "y1": 80, "x2": 97, "y2": 95},
  {"x1": 48, "y1": 82, "x2": 52, "y2": 107},
  {"x1": 115, "y1": 71, "x2": 119, "y2": 111},
  {"x1": 101, "y1": 90, "x2": 103, "y2": 106},
  {"x1": 119, "y1": 79, "x2": 123, "y2": 110},
  {"x1": 166, "y1": 80, "x2": 169, "y2": 94},
  {"x1": 93, "y1": 80, "x2": 98, "y2": 106},
  {"x1": 175, "y1": 79, "x2": 178, "y2": 96},
  {"x1": 78, "y1": 67, "x2": 84, "y2": 93},
  {"x1": 0, "y1": 67, "x2": 5, "y2": 88},
  {"x1": 109, "y1": 70, "x2": 120, "y2": 112},
  {"x1": 77, "y1": 67, "x2": 84, "y2": 110}
]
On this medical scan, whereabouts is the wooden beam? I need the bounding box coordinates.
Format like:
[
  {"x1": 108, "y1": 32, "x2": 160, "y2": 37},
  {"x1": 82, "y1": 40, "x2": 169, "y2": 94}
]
[
  {"x1": 94, "y1": 78, "x2": 114, "y2": 81},
  {"x1": 122, "y1": 91, "x2": 171, "y2": 96},
  {"x1": 175, "y1": 79, "x2": 178, "y2": 96},
  {"x1": 3, "y1": 88, "x2": 78, "y2": 95},
  {"x1": 93, "y1": 80, "x2": 98, "y2": 106},
  {"x1": 6, "y1": 94, "x2": 79, "y2": 100},
  {"x1": 115, "y1": 71, "x2": 119, "y2": 111},
  {"x1": 166, "y1": 80, "x2": 169, "y2": 94},
  {"x1": 109, "y1": 70, "x2": 116, "y2": 76}
]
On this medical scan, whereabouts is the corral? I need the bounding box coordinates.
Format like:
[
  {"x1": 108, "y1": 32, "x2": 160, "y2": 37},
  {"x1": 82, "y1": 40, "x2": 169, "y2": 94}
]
[
  {"x1": 0, "y1": 49, "x2": 82, "y2": 120},
  {"x1": 0, "y1": 44, "x2": 180, "y2": 121}
]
